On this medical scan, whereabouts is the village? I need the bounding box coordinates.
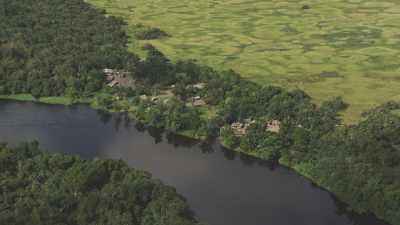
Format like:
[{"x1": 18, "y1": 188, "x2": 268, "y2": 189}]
[
  {"x1": 104, "y1": 68, "x2": 281, "y2": 137},
  {"x1": 103, "y1": 68, "x2": 207, "y2": 107},
  {"x1": 230, "y1": 119, "x2": 281, "y2": 137},
  {"x1": 104, "y1": 68, "x2": 135, "y2": 89}
]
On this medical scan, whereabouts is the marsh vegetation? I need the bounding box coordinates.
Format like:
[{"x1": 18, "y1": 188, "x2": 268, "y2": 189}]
[{"x1": 86, "y1": 0, "x2": 400, "y2": 123}]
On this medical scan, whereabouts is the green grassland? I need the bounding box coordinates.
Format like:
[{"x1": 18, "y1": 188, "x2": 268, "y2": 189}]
[
  {"x1": 86, "y1": 0, "x2": 400, "y2": 123},
  {"x1": 0, "y1": 95, "x2": 92, "y2": 105}
]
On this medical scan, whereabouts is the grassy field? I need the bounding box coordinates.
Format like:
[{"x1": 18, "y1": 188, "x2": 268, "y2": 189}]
[
  {"x1": 86, "y1": 0, "x2": 400, "y2": 123},
  {"x1": 0, "y1": 94, "x2": 92, "y2": 105}
]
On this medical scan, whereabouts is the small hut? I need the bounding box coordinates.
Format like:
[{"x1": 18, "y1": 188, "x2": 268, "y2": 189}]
[
  {"x1": 103, "y1": 68, "x2": 135, "y2": 88},
  {"x1": 190, "y1": 96, "x2": 206, "y2": 107},
  {"x1": 193, "y1": 83, "x2": 206, "y2": 90},
  {"x1": 103, "y1": 68, "x2": 114, "y2": 74},
  {"x1": 140, "y1": 95, "x2": 148, "y2": 101},
  {"x1": 231, "y1": 122, "x2": 246, "y2": 137},
  {"x1": 230, "y1": 119, "x2": 255, "y2": 137},
  {"x1": 151, "y1": 97, "x2": 159, "y2": 102},
  {"x1": 107, "y1": 80, "x2": 119, "y2": 88},
  {"x1": 193, "y1": 99, "x2": 206, "y2": 107},
  {"x1": 266, "y1": 120, "x2": 281, "y2": 133}
]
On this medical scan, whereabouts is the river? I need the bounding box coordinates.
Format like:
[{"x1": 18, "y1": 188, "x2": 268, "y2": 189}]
[{"x1": 0, "y1": 100, "x2": 390, "y2": 225}]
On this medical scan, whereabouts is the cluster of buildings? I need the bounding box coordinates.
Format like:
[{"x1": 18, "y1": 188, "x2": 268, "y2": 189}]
[
  {"x1": 104, "y1": 69, "x2": 134, "y2": 88},
  {"x1": 190, "y1": 96, "x2": 206, "y2": 107},
  {"x1": 190, "y1": 83, "x2": 206, "y2": 90},
  {"x1": 189, "y1": 83, "x2": 206, "y2": 107},
  {"x1": 105, "y1": 70, "x2": 208, "y2": 107},
  {"x1": 231, "y1": 119, "x2": 256, "y2": 136},
  {"x1": 230, "y1": 119, "x2": 281, "y2": 137},
  {"x1": 266, "y1": 120, "x2": 281, "y2": 133},
  {"x1": 170, "y1": 83, "x2": 207, "y2": 107},
  {"x1": 103, "y1": 68, "x2": 282, "y2": 137}
]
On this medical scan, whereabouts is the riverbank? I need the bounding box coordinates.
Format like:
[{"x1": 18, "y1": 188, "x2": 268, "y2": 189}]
[
  {"x1": 0, "y1": 94, "x2": 205, "y2": 140},
  {"x1": 0, "y1": 94, "x2": 394, "y2": 225},
  {"x1": 4, "y1": 100, "x2": 386, "y2": 225},
  {"x1": 0, "y1": 94, "x2": 92, "y2": 105}
]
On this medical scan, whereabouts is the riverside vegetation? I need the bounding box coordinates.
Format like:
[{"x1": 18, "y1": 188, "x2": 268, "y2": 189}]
[
  {"x1": 0, "y1": 142, "x2": 203, "y2": 225},
  {"x1": 0, "y1": 0, "x2": 399, "y2": 225}
]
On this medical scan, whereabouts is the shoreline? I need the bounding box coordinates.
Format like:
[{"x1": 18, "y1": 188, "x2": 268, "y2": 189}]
[
  {"x1": 0, "y1": 94, "x2": 391, "y2": 225},
  {"x1": 0, "y1": 94, "x2": 92, "y2": 105}
]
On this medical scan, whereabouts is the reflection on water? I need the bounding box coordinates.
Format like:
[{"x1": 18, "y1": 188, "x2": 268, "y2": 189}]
[{"x1": 0, "y1": 100, "x2": 390, "y2": 225}]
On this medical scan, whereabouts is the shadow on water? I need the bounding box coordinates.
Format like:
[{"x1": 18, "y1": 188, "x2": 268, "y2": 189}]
[
  {"x1": 0, "y1": 101, "x2": 392, "y2": 225},
  {"x1": 199, "y1": 141, "x2": 215, "y2": 154},
  {"x1": 96, "y1": 110, "x2": 390, "y2": 225},
  {"x1": 165, "y1": 131, "x2": 199, "y2": 148},
  {"x1": 97, "y1": 109, "x2": 113, "y2": 125},
  {"x1": 332, "y1": 195, "x2": 390, "y2": 225}
]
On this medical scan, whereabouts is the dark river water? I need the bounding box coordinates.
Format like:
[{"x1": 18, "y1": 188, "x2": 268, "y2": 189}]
[{"x1": 0, "y1": 100, "x2": 390, "y2": 225}]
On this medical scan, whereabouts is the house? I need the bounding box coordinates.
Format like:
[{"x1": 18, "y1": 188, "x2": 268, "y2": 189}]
[
  {"x1": 107, "y1": 80, "x2": 119, "y2": 88},
  {"x1": 151, "y1": 97, "x2": 159, "y2": 102},
  {"x1": 230, "y1": 119, "x2": 255, "y2": 136},
  {"x1": 193, "y1": 99, "x2": 206, "y2": 107},
  {"x1": 104, "y1": 69, "x2": 116, "y2": 84},
  {"x1": 231, "y1": 122, "x2": 246, "y2": 137},
  {"x1": 140, "y1": 95, "x2": 148, "y2": 100},
  {"x1": 103, "y1": 68, "x2": 114, "y2": 74},
  {"x1": 105, "y1": 74, "x2": 114, "y2": 82},
  {"x1": 160, "y1": 90, "x2": 174, "y2": 98},
  {"x1": 266, "y1": 120, "x2": 281, "y2": 133},
  {"x1": 186, "y1": 83, "x2": 206, "y2": 90},
  {"x1": 103, "y1": 68, "x2": 135, "y2": 88},
  {"x1": 190, "y1": 96, "x2": 206, "y2": 107},
  {"x1": 193, "y1": 83, "x2": 206, "y2": 89},
  {"x1": 231, "y1": 122, "x2": 244, "y2": 130},
  {"x1": 244, "y1": 118, "x2": 255, "y2": 124}
]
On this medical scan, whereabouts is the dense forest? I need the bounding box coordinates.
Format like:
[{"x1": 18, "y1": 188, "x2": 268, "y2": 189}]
[
  {"x1": 0, "y1": 0, "x2": 136, "y2": 98},
  {"x1": 0, "y1": 142, "x2": 203, "y2": 225},
  {"x1": 0, "y1": 0, "x2": 399, "y2": 224},
  {"x1": 307, "y1": 103, "x2": 400, "y2": 223}
]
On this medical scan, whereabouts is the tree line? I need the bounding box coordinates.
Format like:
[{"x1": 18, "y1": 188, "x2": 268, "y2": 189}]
[
  {"x1": 0, "y1": 0, "x2": 399, "y2": 224},
  {"x1": 111, "y1": 46, "x2": 399, "y2": 225},
  {"x1": 0, "y1": 142, "x2": 204, "y2": 225}
]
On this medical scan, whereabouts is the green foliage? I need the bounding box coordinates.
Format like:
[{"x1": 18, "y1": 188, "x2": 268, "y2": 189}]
[
  {"x1": 1, "y1": 0, "x2": 400, "y2": 223},
  {"x1": 239, "y1": 122, "x2": 281, "y2": 160},
  {"x1": 133, "y1": 24, "x2": 169, "y2": 40},
  {"x1": 192, "y1": 63, "x2": 400, "y2": 224},
  {"x1": 197, "y1": 116, "x2": 221, "y2": 139},
  {"x1": 0, "y1": 143, "x2": 201, "y2": 225},
  {"x1": 219, "y1": 125, "x2": 239, "y2": 148},
  {"x1": 134, "y1": 97, "x2": 202, "y2": 133},
  {"x1": 164, "y1": 99, "x2": 200, "y2": 131},
  {"x1": 303, "y1": 107, "x2": 400, "y2": 225},
  {"x1": 87, "y1": 0, "x2": 400, "y2": 123},
  {"x1": 0, "y1": 0, "x2": 137, "y2": 98},
  {"x1": 136, "y1": 45, "x2": 176, "y2": 86}
]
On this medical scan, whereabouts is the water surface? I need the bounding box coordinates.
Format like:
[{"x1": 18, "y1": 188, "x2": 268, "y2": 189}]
[{"x1": 0, "y1": 100, "x2": 389, "y2": 225}]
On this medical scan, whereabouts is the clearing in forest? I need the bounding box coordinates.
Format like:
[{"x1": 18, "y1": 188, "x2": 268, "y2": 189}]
[{"x1": 86, "y1": 0, "x2": 400, "y2": 123}]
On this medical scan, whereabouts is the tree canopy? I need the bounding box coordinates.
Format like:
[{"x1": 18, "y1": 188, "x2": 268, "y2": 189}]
[
  {"x1": 1, "y1": 0, "x2": 399, "y2": 224},
  {"x1": 0, "y1": 142, "x2": 203, "y2": 225},
  {"x1": 0, "y1": 0, "x2": 137, "y2": 98}
]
